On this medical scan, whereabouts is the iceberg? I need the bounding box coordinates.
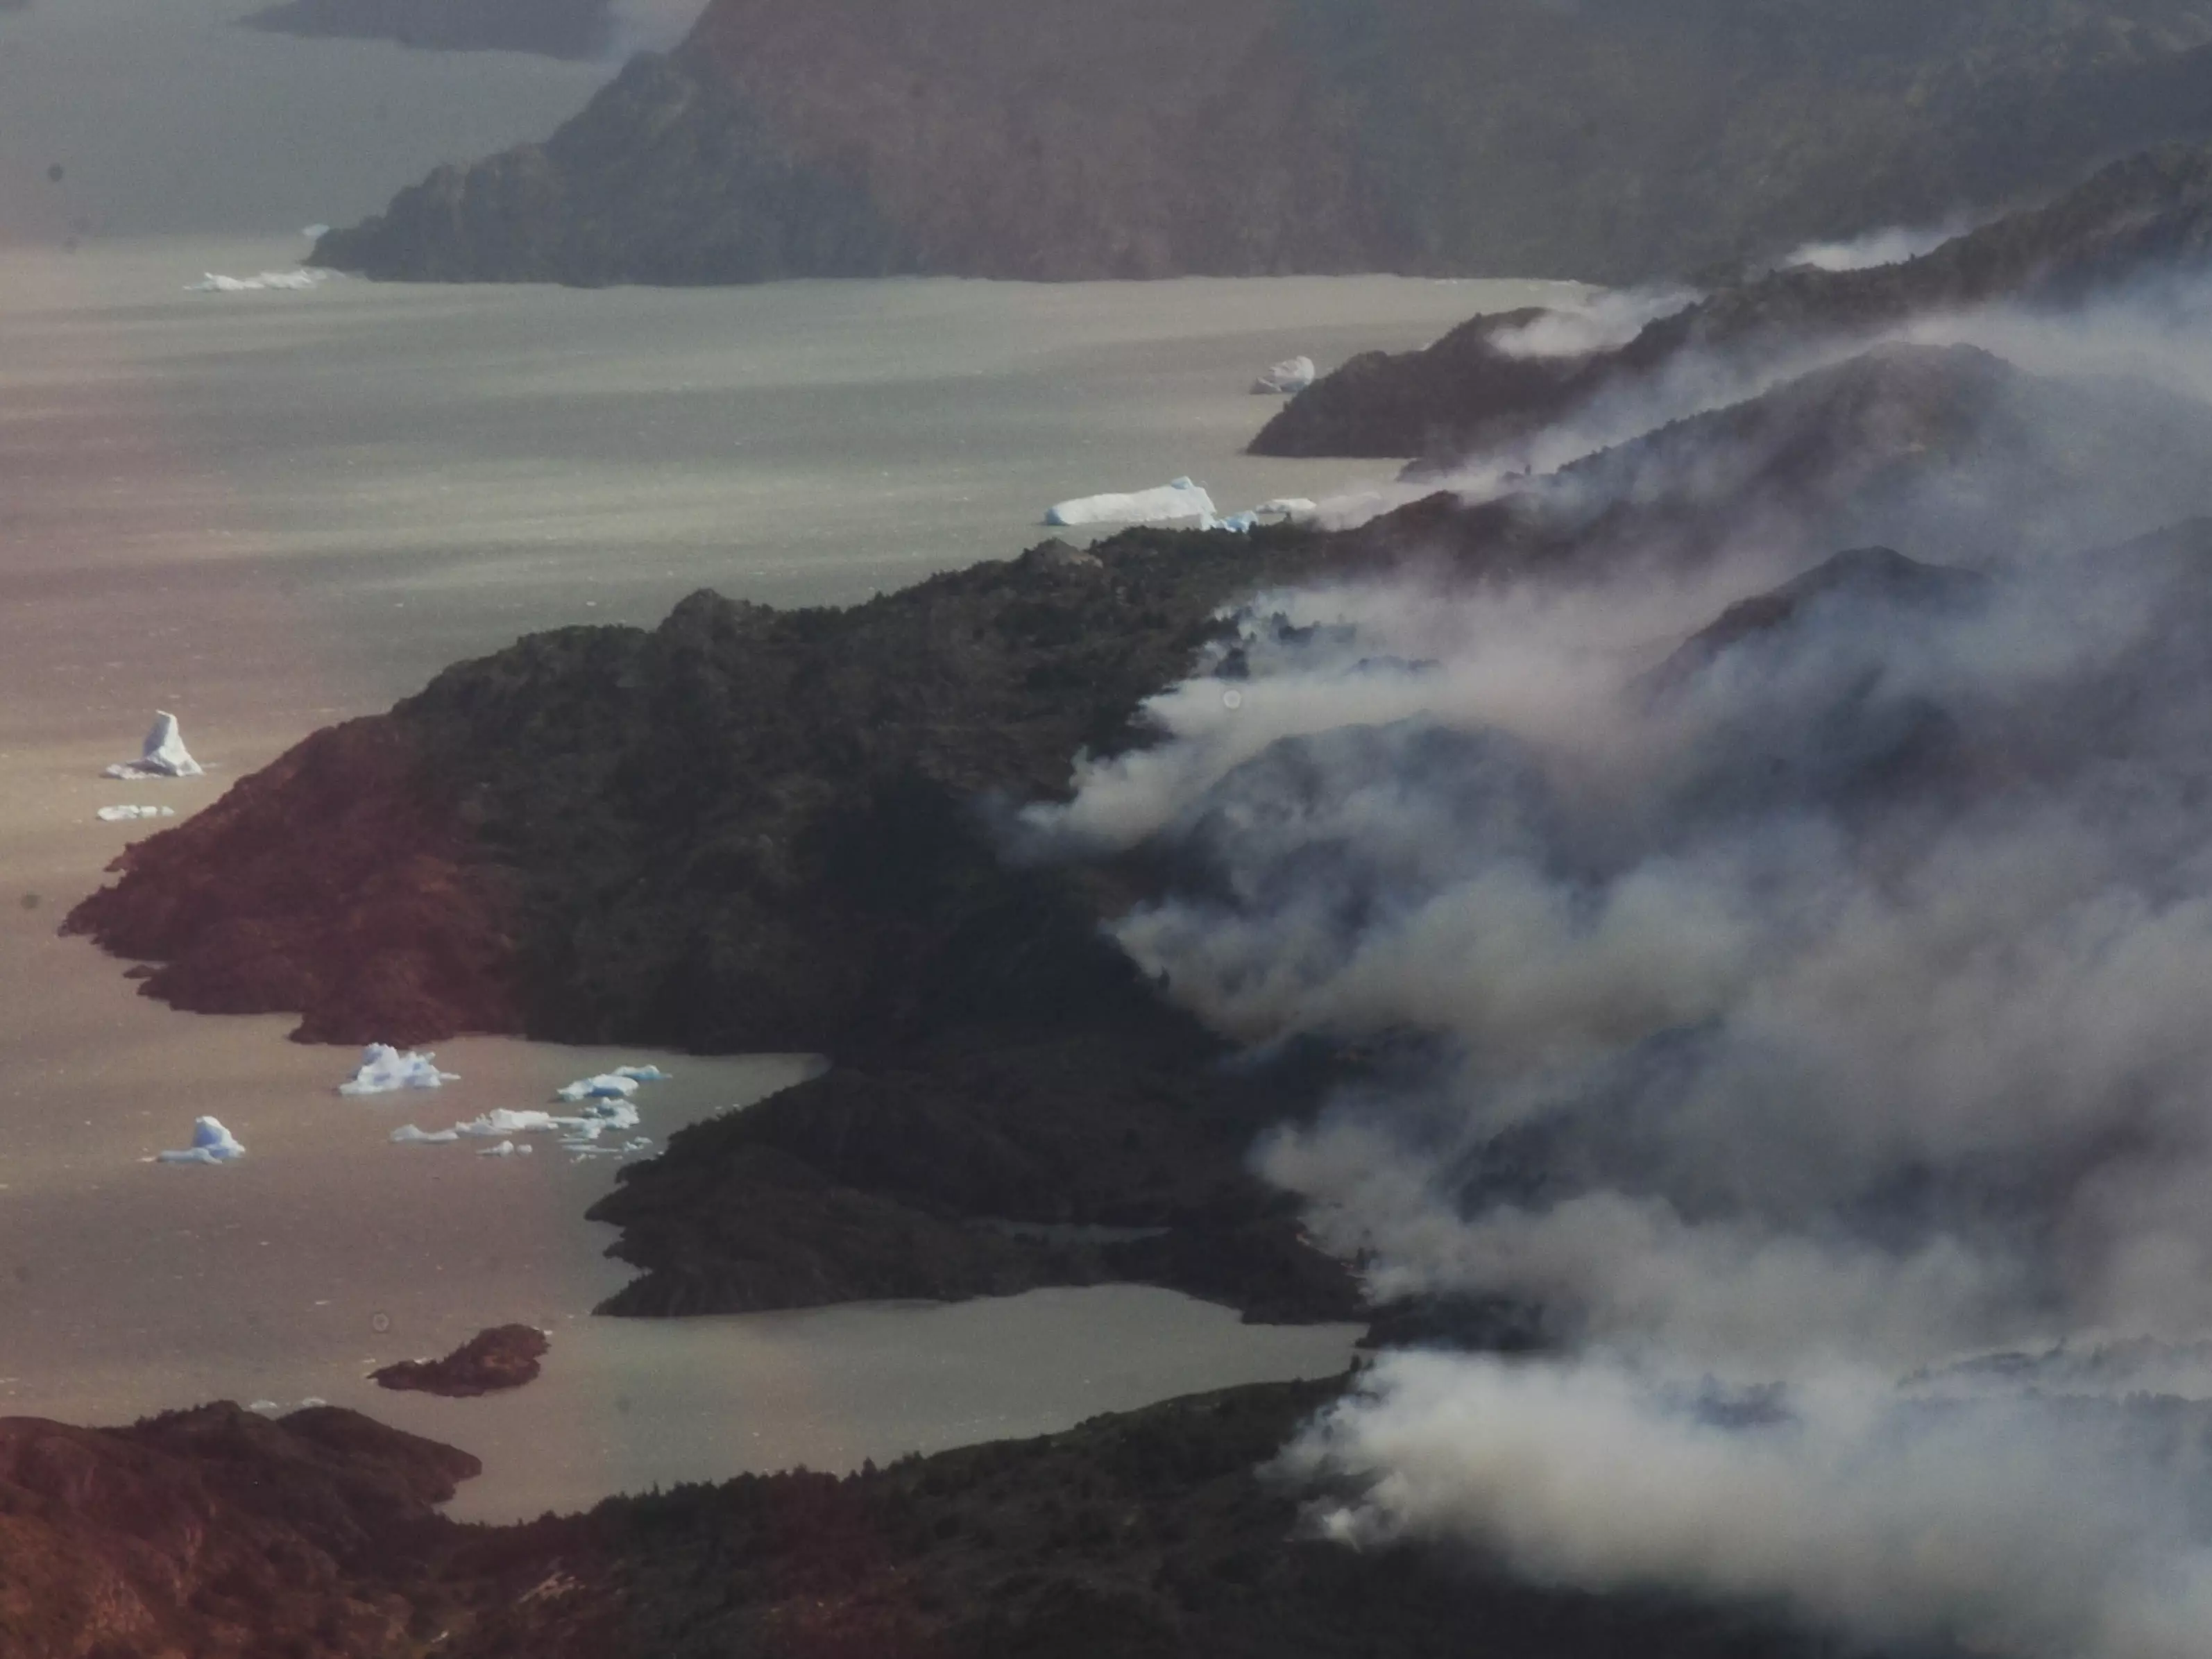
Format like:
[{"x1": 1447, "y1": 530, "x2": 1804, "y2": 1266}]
[
  {"x1": 155, "y1": 1115, "x2": 246, "y2": 1164},
  {"x1": 555, "y1": 1072, "x2": 640, "y2": 1103},
  {"x1": 1252, "y1": 355, "x2": 1316, "y2": 395},
  {"x1": 1045, "y1": 477, "x2": 1216, "y2": 527},
  {"x1": 476, "y1": 1139, "x2": 532, "y2": 1158},
  {"x1": 1200, "y1": 498, "x2": 1321, "y2": 536},
  {"x1": 613, "y1": 1064, "x2": 672, "y2": 1082},
  {"x1": 389, "y1": 1123, "x2": 460, "y2": 1145},
  {"x1": 187, "y1": 268, "x2": 336, "y2": 293},
  {"x1": 95, "y1": 805, "x2": 177, "y2": 823},
  {"x1": 337, "y1": 1044, "x2": 459, "y2": 1096},
  {"x1": 104, "y1": 712, "x2": 203, "y2": 781},
  {"x1": 455, "y1": 1108, "x2": 561, "y2": 1137}
]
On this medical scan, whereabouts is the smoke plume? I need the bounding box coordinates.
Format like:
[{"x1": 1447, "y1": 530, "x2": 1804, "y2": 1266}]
[{"x1": 1027, "y1": 273, "x2": 2212, "y2": 1657}]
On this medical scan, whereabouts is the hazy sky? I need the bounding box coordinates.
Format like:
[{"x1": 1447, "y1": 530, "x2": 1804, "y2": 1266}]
[{"x1": 0, "y1": 0, "x2": 701, "y2": 241}]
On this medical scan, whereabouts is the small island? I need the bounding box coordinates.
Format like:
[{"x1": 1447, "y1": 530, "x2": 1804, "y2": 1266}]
[{"x1": 372, "y1": 1324, "x2": 549, "y2": 1397}]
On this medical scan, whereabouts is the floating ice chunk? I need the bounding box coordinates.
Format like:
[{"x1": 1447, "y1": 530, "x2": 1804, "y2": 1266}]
[
  {"x1": 613, "y1": 1064, "x2": 672, "y2": 1082},
  {"x1": 187, "y1": 267, "x2": 336, "y2": 293},
  {"x1": 455, "y1": 1108, "x2": 560, "y2": 1137},
  {"x1": 104, "y1": 711, "x2": 203, "y2": 780},
  {"x1": 477, "y1": 1139, "x2": 532, "y2": 1158},
  {"x1": 301, "y1": 223, "x2": 330, "y2": 240},
  {"x1": 248, "y1": 1399, "x2": 282, "y2": 1415},
  {"x1": 389, "y1": 1123, "x2": 460, "y2": 1145},
  {"x1": 1252, "y1": 355, "x2": 1316, "y2": 394},
  {"x1": 338, "y1": 1044, "x2": 459, "y2": 1096},
  {"x1": 1044, "y1": 477, "x2": 1216, "y2": 527},
  {"x1": 96, "y1": 805, "x2": 177, "y2": 823},
  {"x1": 555, "y1": 1072, "x2": 641, "y2": 1103},
  {"x1": 155, "y1": 1115, "x2": 246, "y2": 1164}
]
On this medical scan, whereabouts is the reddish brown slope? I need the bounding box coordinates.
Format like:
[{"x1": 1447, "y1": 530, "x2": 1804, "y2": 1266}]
[{"x1": 681, "y1": 0, "x2": 1384, "y2": 278}]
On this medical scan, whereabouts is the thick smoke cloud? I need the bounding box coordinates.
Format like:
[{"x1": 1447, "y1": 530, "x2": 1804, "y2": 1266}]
[{"x1": 1026, "y1": 274, "x2": 2212, "y2": 1657}]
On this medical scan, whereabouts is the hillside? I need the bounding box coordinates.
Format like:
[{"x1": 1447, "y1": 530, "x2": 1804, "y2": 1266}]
[
  {"x1": 0, "y1": 1381, "x2": 1902, "y2": 1659},
  {"x1": 1254, "y1": 142, "x2": 2212, "y2": 462},
  {"x1": 315, "y1": 0, "x2": 2212, "y2": 287}
]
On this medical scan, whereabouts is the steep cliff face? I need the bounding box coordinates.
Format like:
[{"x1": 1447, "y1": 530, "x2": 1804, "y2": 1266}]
[{"x1": 317, "y1": 0, "x2": 2212, "y2": 288}]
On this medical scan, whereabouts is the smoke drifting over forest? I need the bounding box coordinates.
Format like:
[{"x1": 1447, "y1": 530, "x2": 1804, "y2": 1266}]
[{"x1": 1023, "y1": 263, "x2": 2212, "y2": 1658}]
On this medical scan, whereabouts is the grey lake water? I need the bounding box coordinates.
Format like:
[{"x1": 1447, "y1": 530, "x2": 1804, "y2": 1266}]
[{"x1": 0, "y1": 8, "x2": 1574, "y2": 1516}]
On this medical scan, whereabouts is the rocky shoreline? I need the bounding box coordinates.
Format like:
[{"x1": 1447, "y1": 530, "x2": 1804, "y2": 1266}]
[{"x1": 373, "y1": 1325, "x2": 550, "y2": 1397}]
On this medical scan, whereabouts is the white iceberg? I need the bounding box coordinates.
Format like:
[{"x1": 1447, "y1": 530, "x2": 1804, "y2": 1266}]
[
  {"x1": 614, "y1": 1064, "x2": 672, "y2": 1082},
  {"x1": 1045, "y1": 477, "x2": 1216, "y2": 528},
  {"x1": 104, "y1": 712, "x2": 203, "y2": 780},
  {"x1": 155, "y1": 1115, "x2": 246, "y2": 1164},
  {"x1": 1252, "y1": 355, "x2": 1316, "y2": 394},
  {"x1": 337, "y1": 1044, "x2": 459, "y2": 1096},
  {"x1": 555, "y1": 1072, "x2": 641, "y2": 1103},
  {"x1": 96, "y1": 805, "x2": 177, "y2": 823},
  {"x1": 389, "y1": 1123, "x2": 460, "y2": 1145},
  {"x1": 455, "y1": 1108, "x2": 560, "y2": 1137},
  {"x1": 477, "y1": 1139, "x2": 533, "y2": 1158},
  {"x1": 1201, "y1": 498, "x2": 1321, "y2": 536},
  {"x1": 187, "y1": 267, "x2": 336, "y2": 293}
]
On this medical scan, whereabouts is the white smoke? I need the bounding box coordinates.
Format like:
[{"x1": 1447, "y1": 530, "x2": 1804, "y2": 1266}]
[
  {"x1": 1025, "y1": 278, "x2": 2212, "y2": 1654},
  {"x1": 1781, "y1": 221, "x2": 1965, "y2": 273},
  {"x1": 1488, "y1": 286, "x2": 1703, "y2": 360},
  {"x1": 1287, "y1": 1353, "x2": 2212, "y2": 1659}
]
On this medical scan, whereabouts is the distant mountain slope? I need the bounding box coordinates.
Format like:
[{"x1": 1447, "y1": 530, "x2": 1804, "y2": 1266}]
[
  {"x1": 1254, "y1": 142, "x2": 2212, "y2": 462},
  {"x1": 316, "y1": 0, "x2": 2212, "y2": 287},
  {"x1": 242, "y1": 0, "x2": 613, "y2": 59}
]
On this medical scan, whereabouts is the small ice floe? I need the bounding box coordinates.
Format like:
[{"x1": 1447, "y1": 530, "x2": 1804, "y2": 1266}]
[
  {"x1": 1252, "y1": 354, "x2": 1316, "y2": 394},
  {"x1": 555, "y1": 1064, "x2": 671, "y2": 1101},
  {"x1": 1045, "y1": 477, "x2": 1216, "y2": 527},
  {"x1": 456, "y1": 1108, "x2": 560, "y2": 1137},
  {"x1": 1201, "y1": 497, "x2": 1323, "y2": 536},
  {"x1": 153, "y1": 1115, "x2": 246, "y2": 1165},
  {"x1": 389, "y1": 1123, "x2": 460, "y2": 1145},
  {"x1": 477, "y1": 1139, "x2": 533, "y2": 1158},
  {"x1": 555, "y1": 1072, "x2": 640, "y2": 1103},
  {"x1": 248, "y1": 1399, "x2": 282, "y2": 1415},
  {"x1": 187, "y1": 267, "x2": 336, "y2": 293},
  {"x1": 104, "y1": 712, "x2": 202, "y2": 780},
  {"x1": 301, "y1": 223, "x2": 331, "y2": 240},
  {"x1": 338, "y1": 1044, "x2": 459, "y2": 1096},
  {"x1": 96, "y1": 805, "x2": 177, "y2": 823}
]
